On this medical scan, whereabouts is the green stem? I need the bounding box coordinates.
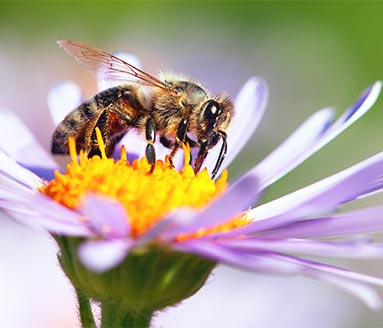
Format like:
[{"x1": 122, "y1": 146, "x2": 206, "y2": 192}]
[
  {"x1": 101, "y1": 302, "x2": 153, "y2": 328},
  {"x1": 76, "y1": 287, "x2": 96, "y2": 328}
]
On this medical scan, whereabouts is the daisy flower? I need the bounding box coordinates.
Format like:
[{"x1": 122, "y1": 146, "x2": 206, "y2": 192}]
[{"x1": 0, "y1": 51, "x2": 382, "y2": 327}]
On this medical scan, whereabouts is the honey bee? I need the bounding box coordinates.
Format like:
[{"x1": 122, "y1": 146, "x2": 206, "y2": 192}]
[{"x1": 52, "y1": 40, "x2": 234, "y2": 178}]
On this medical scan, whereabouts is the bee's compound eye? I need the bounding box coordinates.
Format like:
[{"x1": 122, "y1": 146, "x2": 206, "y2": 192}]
[{"x1": 204, "y1": 100, "x2": 220, "y2": 120}]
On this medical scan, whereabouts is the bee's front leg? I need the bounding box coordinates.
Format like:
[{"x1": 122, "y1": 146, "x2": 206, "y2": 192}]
[
  {"x1": 168, "y1": 118, "x2": 188, "y2": 168},
  {"x1": 145, "y1": 117, "x2": 157, "y2": 173}
]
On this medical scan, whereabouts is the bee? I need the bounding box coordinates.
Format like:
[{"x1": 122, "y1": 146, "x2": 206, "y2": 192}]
[{"x1": 52, "y1": 40, "x2": 234, "y2": 178}]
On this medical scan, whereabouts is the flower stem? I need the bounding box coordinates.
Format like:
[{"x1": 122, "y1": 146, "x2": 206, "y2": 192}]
[
  {"x1": 101, "y1": 302, "x2": 153, "y2": 328},
  {"x1": 76, "y1": 287, "x2": 96, "y2": 328}
]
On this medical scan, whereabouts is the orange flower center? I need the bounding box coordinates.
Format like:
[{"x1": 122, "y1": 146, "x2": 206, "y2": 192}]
[{"x1": 39, "y1": 129, "x2": 250, "y2": 239}]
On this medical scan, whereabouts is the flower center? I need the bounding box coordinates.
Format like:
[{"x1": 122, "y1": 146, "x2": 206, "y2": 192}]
[{"x1": 40, "y1": 129, "x2": 249, "y2": 239}]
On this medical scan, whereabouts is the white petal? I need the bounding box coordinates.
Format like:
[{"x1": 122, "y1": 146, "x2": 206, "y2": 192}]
[
  {"x1": 0, "y1": 111, "x2": 58, "y2": 170},
  {"x1": 47, "y1": 81, "x2": 83, "y2": 126}
]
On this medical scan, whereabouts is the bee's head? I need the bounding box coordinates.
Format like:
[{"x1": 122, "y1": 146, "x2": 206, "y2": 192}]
[
  {"x1": 195, "y1": 97, "x2": 234, "y2": 178},
  {"x1": 197, "y1": 98, "x2": 233, "y2": 148}
]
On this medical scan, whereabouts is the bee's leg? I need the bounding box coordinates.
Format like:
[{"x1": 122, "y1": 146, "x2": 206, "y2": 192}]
[
  {"x1": 88, "y1": 110, "x2": 109, "y2": 158},
  {"x1": 159, "y1": 136, "x2": 174, "y2": 149},
  {"x1": 185, "y1": 136, "x2": 197, "y2": 165},
  {"x1": 168, "y1": 118, "x2": 188, "y2": 167},
  {"x1": 145, "y1": 117, "x2": 157, "y2": 173},
  {"x1": 194, "y1": 143, "x2": 208, "y2": 175},
  {"x1": 88, "y1": 108, "x2": 132, "y2": 158}
]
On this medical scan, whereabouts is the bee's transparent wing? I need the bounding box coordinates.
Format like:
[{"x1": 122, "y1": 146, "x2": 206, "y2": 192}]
[{"x1": 57, "y1": 40, "x2": 170, "y2": 90}]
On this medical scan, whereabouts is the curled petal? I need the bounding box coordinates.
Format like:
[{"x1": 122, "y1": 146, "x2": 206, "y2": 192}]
[
  {"x1": 78, "y1": 239, "x2": 133, "y2": 272},
  {"x1": 159, "y1": 174, "x2": 261, "y2": 240},
  {"x1": 80, "y1": 193, "x2": 130, "y2": 238}
]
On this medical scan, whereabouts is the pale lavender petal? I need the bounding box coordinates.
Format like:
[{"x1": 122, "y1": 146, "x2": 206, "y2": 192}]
[
  {"x1": 272, "y1": 253, "x2": 383, "y2": 286},
  {"x1": 313, "y1": 273, "x2": 382, "y2": 311},
  {"x1": 172, "y1": 240, "x2": 300, "y2": 274},
  {"x1": 80, "y1": 194, "x2": 130, "y2": 238},
  {"x1": 0, "y1": 111, "x2": 58, "y2": 172},
  {"x1": 203, "y1": 78, "x2": 268, "y2": 176},
  {"x1": 159, "y1": 174, "x2": 261, "y2": 240},
  {"x1": 174, "y1": 240, "x2": 382, "y2": 309},
  {"x1": 241, "y1": 107, "x2": 334, "y2": 189},
  {"x1": 97, "y1": 52, "x2": 142, "y2": 91},
  {"x1": 78, "y1": 239, "x2": 134, "y2": 272},
  {"x1": 243, "y1": 152, "x2": 383, "y2": 233},
  {"x1": 0, "y1": 176, "x2": 89, "y2": 234},
  {"x1": 259, "y1": 207, "x2": 383, "y2": 240},
  {"x1": 3, "y1": 208, "x2": 91, "y2": 236},
  {"x1": 224, "y1": 238, "x2": 383, "y2": 258},
  {"x1": 239, "y1": 81, "x2": 381, "y2": 190},
  {"x1": 330, "y1": 81, "x2": 382, "y2": 132},
  {"x1": 0, "y1": 151, "x2": 42, "y2": 188},
  {"x1": 47, "y1": 81, "x2": 83, "y2": 126}
]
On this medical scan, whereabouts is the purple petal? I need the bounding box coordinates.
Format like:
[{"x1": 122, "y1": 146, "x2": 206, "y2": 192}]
[
  {"x1": 242, "y1": 152, "x2": 383, "y2": 234},
  {"x1": 0, "y1": 111, "x2": 59, "y2": 171},
  {"x1": 174, "y1": 240, "x2": 382, "y2": 309},
  {"x1": 97, "y1": 52, "x2": 142, "y2": 91},
  {"x1": 259, "y1": 206, "x2": 383, "y2": 240},
  {"x1": 78, "y1": 239, "x2": 134, "y2": 272},
  {"x1": 242, "y1": 107, "x2": 334, "y2": 189},
  {"x1": 47, "y1": 81, "x2": 83, "y2": 126},
  {"x1": 80, "y1": 194, "x2": 130, "y2": 238},
  {"x1": 331, "y1": 81, "x2": 382, "y2": 130},
  {"x1": 271, "y1": 253, "x2": 383, "y2": 286},
  {"x1": 172, "y1": 240, "x2": 300, "y2": 274},
  {"x1": 238, "y1": 81, "x2": 381, "y2": 190},
  {"x1": 0, "y1": 176, "x2": 91, "y2": 236},
  {"x1": 275, "y1": 252, "x2": 383, "y2": 310},
  {"x1": 224, "y1": 238, "x2": 383, "y2": 258},
  {"x1": 159, "y1": 174, "x2": 262, "y2": 240},
  {"x1": 203, "y1": 78, "x2": 268, "y2": 176}
]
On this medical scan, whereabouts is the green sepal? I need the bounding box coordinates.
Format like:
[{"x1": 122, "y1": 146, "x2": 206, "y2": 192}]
[{"x1": 55, "y1": 236, "x2": 215, "y2": 314}]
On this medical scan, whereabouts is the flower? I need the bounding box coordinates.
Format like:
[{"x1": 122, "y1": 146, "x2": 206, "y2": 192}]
[{"x1": 0, "y1": 52, "x2": 382, "y2": 320}]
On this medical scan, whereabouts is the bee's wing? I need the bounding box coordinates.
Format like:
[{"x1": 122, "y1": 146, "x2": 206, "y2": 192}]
[{"x1": 57, "y1": 40, "x2": 170, "y2": 90}]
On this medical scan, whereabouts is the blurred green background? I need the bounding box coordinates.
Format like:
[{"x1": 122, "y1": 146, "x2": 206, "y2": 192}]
[{"x1": 0, "y1": 1, "x2": 382, "y2": 327}]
